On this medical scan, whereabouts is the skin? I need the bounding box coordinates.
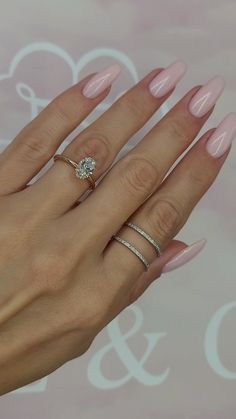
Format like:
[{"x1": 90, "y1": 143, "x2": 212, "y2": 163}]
[{"x1": 0, "y1": 68, "x2": 230, "y2": 395}]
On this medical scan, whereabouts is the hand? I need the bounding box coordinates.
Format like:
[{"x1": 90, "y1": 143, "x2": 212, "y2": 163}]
[{"x1": 0, "y1": 60, "x2": 235, "y2": 395}]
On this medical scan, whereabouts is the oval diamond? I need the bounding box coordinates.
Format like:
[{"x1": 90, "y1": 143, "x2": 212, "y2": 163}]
[{"x1": 75, "y1": 157, "x2": 96, "y2": 179}]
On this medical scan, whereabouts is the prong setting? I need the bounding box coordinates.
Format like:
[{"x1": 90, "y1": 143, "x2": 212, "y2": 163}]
[{"x1": 75, "y1": 157, "x2": 96, "y2": 179}]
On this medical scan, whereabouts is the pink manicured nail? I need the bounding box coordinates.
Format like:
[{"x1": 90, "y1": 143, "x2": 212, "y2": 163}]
[
  {"x1": 188, "y1": 76, "x2": 225, "y2": 117},
  {"x1": 149, "y1": 59, "x2": 187, "y2": 98},
  {"x1": 82, "y1": 64, "x2": 121, "y2": 99},
  {"x1": 206, "y1": 112, "x2": 236, "y2": 158},
  {"x1": 162, "y1": 238, "x2": 207, "y2": 273}
]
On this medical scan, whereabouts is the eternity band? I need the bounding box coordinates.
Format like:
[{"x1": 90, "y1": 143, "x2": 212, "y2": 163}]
[
  {"x1": 124, "y1": 222, "x2": 162, "y2": 256},
  {"x1": 113, "y1": 222, "x2": 162, "y2": 271},
  {"x1": 113, "y1": 236, "x2": 150, "y2": 271}
]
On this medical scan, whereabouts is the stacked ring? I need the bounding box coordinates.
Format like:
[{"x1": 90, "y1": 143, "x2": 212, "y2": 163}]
[
  {"x1": 53, "y1": 153, "x2": 161, "y2": 271},
  {"x1": 113, "y1": 222, "x2": 162, "y2": 271}
]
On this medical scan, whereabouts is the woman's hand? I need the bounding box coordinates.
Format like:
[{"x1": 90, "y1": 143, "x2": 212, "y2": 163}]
[{"x1": 0, "y1": 60, "x2": 235, "y2": 395}]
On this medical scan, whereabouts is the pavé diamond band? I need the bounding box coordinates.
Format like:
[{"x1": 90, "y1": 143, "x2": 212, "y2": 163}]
[
  {"x1": 112, "y1": 236, "x2": 150, "y2": 271},
  {"x1": 53, "y1": 154, "x2": 96, "y2": 190},
  {"x1": 113, "y1": 223, "x2": 162, "y2": 271},
  {"x1": 124, "y1": 222, "x2": 162, "y2": 256}
]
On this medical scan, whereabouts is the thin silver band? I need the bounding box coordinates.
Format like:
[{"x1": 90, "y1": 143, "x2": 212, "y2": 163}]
[
  {"x1": 124, "y1": 222, "x2": 162, "y2": 256},
  {"x1": 113, "y1": 236, "x2": 150, "y2": 271}
]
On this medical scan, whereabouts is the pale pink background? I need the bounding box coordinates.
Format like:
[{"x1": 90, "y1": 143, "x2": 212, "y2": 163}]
[{"x1": 0, "y1": 1, "x2": 236, "y2": 418}]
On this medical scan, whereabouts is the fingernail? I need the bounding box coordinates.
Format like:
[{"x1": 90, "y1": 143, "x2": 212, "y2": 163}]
[
  {"x1": 148, "y1": 59, "x2": 187, "y2": 98},
  {"x1": 188, "y1": 76, "x2": 225, "y2": 118},
  {"x1": 206, "y1": 112, "x2": 236, "y2": 158},
  {"x1": 82, "y1": 63, "x2": 122, "y2": 99},
  {"x1": 162, "y1": 238, "x2": 207, "y2": 273}
]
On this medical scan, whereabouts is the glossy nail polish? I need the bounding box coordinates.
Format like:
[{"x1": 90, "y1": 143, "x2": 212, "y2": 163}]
[
  {"x1": 162, "y1": 238, "x2": 207, "y2": 273},
  {"x1": 82, "y1": 63, "x2": 121, "y2": 99},
  {"x1": 149, "y1": 59, "x2": 187, "y2": 98},
  {"x1": 188, "y1": 76, "x2": 225, "y2": 118},
  {"x1": 206, "y1": 112, "x2": 236, "y2": 158}
]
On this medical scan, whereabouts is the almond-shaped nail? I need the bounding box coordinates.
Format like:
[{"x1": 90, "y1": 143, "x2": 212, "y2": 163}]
[
  {"x1": 206, "y1": 112, "x2": 236, "y2": 158},
  {"x1": 148, "y1": 59, "x2": 187, "y2": 98},
  {"x1": 188, "y1": 76, "x2": 225, "y2": 118},
  {"x1": 82, "y1": 63, "x2": 121, "y2": 99},
  {"x1": 162, "y1": 238, "x2": 207, "y2": 273}
]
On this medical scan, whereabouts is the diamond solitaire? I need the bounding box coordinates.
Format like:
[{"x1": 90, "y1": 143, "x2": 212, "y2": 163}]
[
  {"x1": 53, "y1": 154, "x2": 96, "y2": 190},
  {"x1": 75, "y1": 157, "x2": 96, "y2": 179}
]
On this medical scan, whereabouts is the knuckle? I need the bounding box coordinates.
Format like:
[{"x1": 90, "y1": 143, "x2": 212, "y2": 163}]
[
  {"x1": 187, "y1": 167, "x2": 207, "y2": 187},
  {"x1": 122, "y1": 93, "x2": 147, "y2": 122},
  {"x1": 67, "y1": 131, "x2": 111, "y2": 171},
  {"x1": 147, "y1": 197, "x2": 183, "y2": 241},
  {"x1": 121, "y1": 155, "x2": 159, "y2": 198},
  {"x1": 167, "y1": 117, "x2": 188, "y2": 142},
  {"x1": 50, "y1": 93, "x2": 78, "y2": 124},
  {"x1": 21, "y1": 130, "x2": 54, "y2": 162}
]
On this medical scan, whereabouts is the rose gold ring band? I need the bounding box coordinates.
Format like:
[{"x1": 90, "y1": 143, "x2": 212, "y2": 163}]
[{"x1": 53, "y1": 154, "x2": 96, "y2": 190}]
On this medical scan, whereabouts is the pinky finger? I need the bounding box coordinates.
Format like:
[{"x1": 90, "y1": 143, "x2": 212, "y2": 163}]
[{"x1": 127, "y1": 238, "x2": 206, "y2": 306}]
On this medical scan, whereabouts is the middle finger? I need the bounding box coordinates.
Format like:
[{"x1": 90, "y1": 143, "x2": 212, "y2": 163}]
[{"x1": 67, "y1": 75, "x2": 225, "y2": 249}]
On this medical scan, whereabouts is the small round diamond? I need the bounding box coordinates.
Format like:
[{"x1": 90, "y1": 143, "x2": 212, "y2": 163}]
[{"x1": 75, "y1": 157, "x2": 96, "y2": 179}]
